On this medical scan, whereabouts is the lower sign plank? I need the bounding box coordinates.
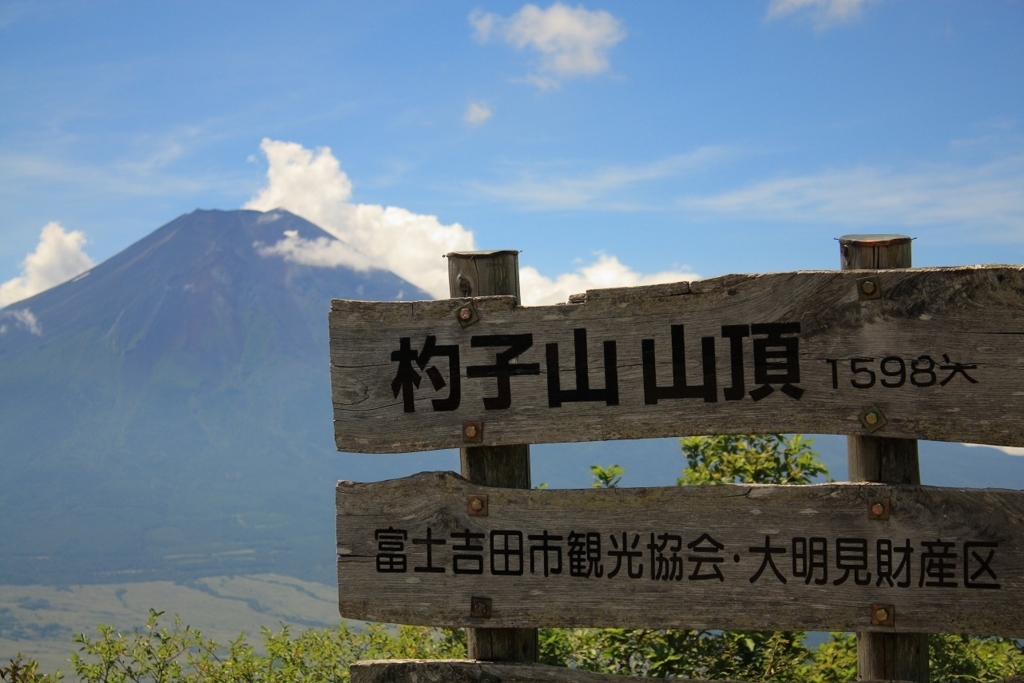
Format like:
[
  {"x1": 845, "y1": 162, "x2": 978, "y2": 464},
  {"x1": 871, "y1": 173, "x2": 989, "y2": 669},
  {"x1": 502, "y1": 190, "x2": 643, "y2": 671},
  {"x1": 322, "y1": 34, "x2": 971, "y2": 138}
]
[
  {"x1": 336, "y1": 472, "x2": 1024, "y2": 638},
  {"x1": 330, "y1": 266, "x2": 1024, "y2": 453},
  {"x1": 350, "y1": 660, "x2": 752, "y2": 683}
]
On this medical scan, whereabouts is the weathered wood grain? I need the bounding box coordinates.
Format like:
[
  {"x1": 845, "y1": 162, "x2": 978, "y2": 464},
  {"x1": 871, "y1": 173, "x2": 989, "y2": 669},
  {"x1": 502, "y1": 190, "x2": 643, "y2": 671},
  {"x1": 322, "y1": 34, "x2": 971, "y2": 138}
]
[
  {"x1": 337, "y1": 472, "x2": 1024, "y2": 637},
  {"x1": 448, "y1": 250, "x2": 539, "y2": 663},
  {"x1": 330, "y1": 266, "x2": 1024, "y2": 453},
  {"x1": 349, "y1": 659, "x2": 752, "y2": 682},
  {"x1": 841, "y1": 236, "x2": 928, "y2": 683}
]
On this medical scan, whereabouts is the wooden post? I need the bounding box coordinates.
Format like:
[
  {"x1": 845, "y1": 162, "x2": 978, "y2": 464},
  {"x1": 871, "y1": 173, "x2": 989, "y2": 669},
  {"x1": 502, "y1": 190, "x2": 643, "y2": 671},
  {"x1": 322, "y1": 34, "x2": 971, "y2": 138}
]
[
  {"x1": 447, "y1": 250, "x2": 539, "y2": 663},
  {"x1": 840, "y1": 235, "x2": 929, "y2": 683}
]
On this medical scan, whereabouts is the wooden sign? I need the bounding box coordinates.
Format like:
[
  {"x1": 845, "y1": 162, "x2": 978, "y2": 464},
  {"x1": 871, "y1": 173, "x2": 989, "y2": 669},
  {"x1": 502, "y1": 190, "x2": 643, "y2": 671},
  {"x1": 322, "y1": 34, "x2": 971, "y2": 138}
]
[
  {"x1": 350, "y1": 660, "x2": 745, "y2": 683},
  {"x1": 330, "y1": 266, "x2": 1024, "y2": 453},
  {"x1": 336, "y1": 472, "x2": 1024, "y2": 638}
]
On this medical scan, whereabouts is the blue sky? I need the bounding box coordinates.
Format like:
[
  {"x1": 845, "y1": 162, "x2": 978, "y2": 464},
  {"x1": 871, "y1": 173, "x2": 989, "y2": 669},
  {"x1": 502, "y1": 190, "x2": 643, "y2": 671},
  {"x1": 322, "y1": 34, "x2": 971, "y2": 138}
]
[{"x1": 2, "y1": 0, "x2": 1023, "y2": 305}]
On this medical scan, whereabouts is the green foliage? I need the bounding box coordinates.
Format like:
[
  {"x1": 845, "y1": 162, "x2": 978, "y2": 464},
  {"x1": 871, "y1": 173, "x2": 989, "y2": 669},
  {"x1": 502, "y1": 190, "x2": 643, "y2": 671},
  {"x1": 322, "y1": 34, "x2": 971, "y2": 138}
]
[
  {"x1": 1, "y1": 655, "x2": 62, "y2": 683},
  {"x1": 929, "y1": 633, "x2": 1024, "y2": 682},
  {"x1": 679, "y1": 433, "x2": 828, "y2": 486},
  {"x1": 798, "y1": 632, "x2": 858, "y2": 683},
  {"x1": 796, "y1": 632, "x2": 1024, "y2": 682},
  {"x1": 540, "y1": 627, "x2": 809, "y2": 680},
  {"x1": 588, "y1": 463, "x2": 624, "y2": 488},
  {"x1": 65, "y1": 609, "x2": 464, "y2": 683}
]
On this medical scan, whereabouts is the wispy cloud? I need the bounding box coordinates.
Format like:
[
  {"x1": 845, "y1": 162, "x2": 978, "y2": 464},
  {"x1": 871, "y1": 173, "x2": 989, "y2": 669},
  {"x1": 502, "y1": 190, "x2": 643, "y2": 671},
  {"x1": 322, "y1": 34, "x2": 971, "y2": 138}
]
[
  {"x1": 0, "y1": 222, "x2": 94, "y2": 307},
  {"x1": 464, "y1": 102, "x2": 493, "y2": 125},
  {"x1": 470, "y1": 3, "x2": 625, "y2": 89},
  {"x1": 244, "y1": 139, "x2": 695, "y2": 304},
  {"x1": 765, "y1": 0, "x2": 881, "y2": 30},
  {"x1": 0, "y1": 120, "x2": 250, "y2": 200},
  {"x1": 0, "y1": 151, "x2": 233, "y2": 198},
  {"x1": 520, "y1": 255, "x2": 698, "y2": 305},
  {"x1": 472, "y1": 147, "x2": 729, "y2": 210},
  {"x1": 679, "y1": 156, "x2": 1024, "y2": 238},
  {"x1": 0, "y1": 308, "x2": 42, "y2": 336},
  {"x1": 964, "y1": 443, "x2": 1024, "y2": 457}
]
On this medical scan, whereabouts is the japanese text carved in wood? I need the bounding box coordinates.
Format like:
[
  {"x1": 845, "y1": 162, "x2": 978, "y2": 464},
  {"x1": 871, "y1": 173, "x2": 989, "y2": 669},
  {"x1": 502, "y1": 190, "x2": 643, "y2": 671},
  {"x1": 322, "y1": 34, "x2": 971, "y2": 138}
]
[
  {"x1": 336, "y1": 472, "x2": 1024, "y2": 637},
  {"x1": 330, "y1": 266, "x2": 1024, "y2": 453}
]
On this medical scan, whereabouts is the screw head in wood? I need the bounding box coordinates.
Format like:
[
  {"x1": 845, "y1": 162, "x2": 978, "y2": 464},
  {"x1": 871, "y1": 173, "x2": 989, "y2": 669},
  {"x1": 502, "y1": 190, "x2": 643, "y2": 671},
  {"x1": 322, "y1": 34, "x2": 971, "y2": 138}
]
[
  {"x1": 455, "y1": 303, "x2": 479, "y2": 328},
  {"x1": 470, "y1": 596, "x2": 492, "y2": 619},
  {"x1": 467, "y1": 494, "x2": 488, "y2": 516},
  {"x1": 856, "y1": 275, "x2": 882, "y2": 301},
  {"x1": 867, "y1": 497, "x2": 891, "y2": 520},
  {"x1": 871, "y1": 603, "x2": 895, "y2": 626},
  {"x1": 462, "y1": 421, "x2": 483, "y2": 443},
  {"x1": 859, "y1": 405, "x2": 888, "y2": 432}
]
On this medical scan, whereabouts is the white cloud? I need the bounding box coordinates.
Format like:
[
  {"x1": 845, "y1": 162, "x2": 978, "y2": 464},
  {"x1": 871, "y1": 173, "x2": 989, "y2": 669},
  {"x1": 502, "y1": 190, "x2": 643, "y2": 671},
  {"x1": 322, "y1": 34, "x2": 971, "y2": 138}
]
[
  {"x1": 245, "y1": 139, "x2": 473, "y2": 299},
  {"x1": 766, "y1": 0, "x2": 880, "y2": 29},
  {"x1": 464, "y1": 102, "x2": 493, "y2": 125},
  {"x1": 245, "y1": 139, "x2": 475, "y2": 298},
  {"x1": 255, "y1": 230, "x2": 369, "y2": 271},
  {"x1": 244, "y1": 139, "x2": 695, "y2": 302},
  {"x1": 0, "y1": 308, "x2": 42, "y2": 336},
  {"x1": 679, "y1": 156, "x2": 1024, "y2": 237},
  {"x1": 963, "y1": 443, "x2": 1024, "y2": 457},
  {"x1": 0, "y1": 222, "x2": 95, "y2": 307},
  {"x1": 470, "y1": 3, "x2": 625, "y2": 88},
  {"x1": 521, "y1": 255, "x2": 698, "y2": 305}
]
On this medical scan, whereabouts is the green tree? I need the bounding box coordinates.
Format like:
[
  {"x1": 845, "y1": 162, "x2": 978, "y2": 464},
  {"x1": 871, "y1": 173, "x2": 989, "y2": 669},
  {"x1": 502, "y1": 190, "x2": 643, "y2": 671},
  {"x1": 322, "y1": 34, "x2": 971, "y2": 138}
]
[
  {"x1": 589, "y1": 463, "x2": 625, "y2": 488},
  {"x1": 679, "y1": 433, "x2": 827, "y2": 486}
]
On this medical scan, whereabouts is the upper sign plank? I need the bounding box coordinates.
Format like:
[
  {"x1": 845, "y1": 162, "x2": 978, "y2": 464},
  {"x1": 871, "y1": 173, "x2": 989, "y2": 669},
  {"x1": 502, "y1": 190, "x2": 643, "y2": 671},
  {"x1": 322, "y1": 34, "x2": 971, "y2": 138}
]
[{"x1": 329, "y1": 266, "x2": 1024, "y2": 453}]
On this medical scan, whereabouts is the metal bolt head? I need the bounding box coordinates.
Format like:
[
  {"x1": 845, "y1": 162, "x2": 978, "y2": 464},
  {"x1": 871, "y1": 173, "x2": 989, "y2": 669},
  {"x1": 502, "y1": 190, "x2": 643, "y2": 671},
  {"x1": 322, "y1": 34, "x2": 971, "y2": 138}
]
[
  {"x1": 467, "y1": 494, "x2": 488, "y2": 516},
  {"x1": 859, "y1": 405, "x2": 888, "y2": 432},
  {"x1": 861, "y1": 280, "x2": 876, "y2": 295},
  {"x1": 458, "y1": 307, "x2": 472, "y2": 321},
  {"x1": 867, "y1": 497, "x2": 891, "y2": 521},
  {"x1": 462, "y1": 421, "x2": 483, "y2": 443},
  {"x1": 871, "y1": 603, "x2": 895, "y2": 626},
  {"x1": 470, "y1": 596, "x2": 492, "y2": 619}
]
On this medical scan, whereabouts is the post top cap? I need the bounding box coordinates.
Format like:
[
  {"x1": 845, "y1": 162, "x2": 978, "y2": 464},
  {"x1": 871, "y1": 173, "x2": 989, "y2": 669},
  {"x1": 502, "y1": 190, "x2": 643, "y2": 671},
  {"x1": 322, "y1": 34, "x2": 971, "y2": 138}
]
[
  {"x1": 838, "y1": 234, "x2": 913, "y2": 247},
  {"x1": 446, "y1": 250, "x2": 521, "y2": 258}
]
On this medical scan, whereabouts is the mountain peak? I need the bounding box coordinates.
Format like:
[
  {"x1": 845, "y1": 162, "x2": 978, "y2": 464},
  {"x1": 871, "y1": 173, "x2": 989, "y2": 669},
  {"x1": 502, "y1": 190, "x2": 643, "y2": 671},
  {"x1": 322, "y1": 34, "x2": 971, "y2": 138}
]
[{"x1": 0, "y1": 208, "x2": 429, "y2": 585}]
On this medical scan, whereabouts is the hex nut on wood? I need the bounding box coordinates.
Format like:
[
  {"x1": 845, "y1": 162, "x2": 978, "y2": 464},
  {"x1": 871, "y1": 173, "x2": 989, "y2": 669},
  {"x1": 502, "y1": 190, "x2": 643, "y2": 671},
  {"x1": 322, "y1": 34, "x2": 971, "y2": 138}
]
[
  {"x1": 871, "y1": 603, "x2": 895, "y2": 627},
  {"x1": 462, "y1": 421, "x2": 483, "y2": 443},
  {"x1": 467, "y1": 494, "x2": 488, "y2": 517},
  {"x1": 859, "y1": 405, "x2": 888, "y2": 433},
  {"x1": 857, "y1": 276, "x2": 882, "y2": 301},
  {"x1": 470, "y1": 596, "x2": 492, "y2": 619},
  {"x1": 455, "y1": 303, "x2": 479, "y2": 328},
  {"x1": 868, "y1": 497, "x2": 891, "y2": 520}
]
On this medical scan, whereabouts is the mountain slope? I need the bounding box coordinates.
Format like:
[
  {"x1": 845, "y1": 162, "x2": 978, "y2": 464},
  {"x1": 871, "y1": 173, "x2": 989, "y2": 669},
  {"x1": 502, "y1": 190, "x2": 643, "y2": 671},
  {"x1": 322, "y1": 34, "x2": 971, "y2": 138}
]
[{"x1": 0, "y1": 209, "x2": 431, "y2": 585}]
